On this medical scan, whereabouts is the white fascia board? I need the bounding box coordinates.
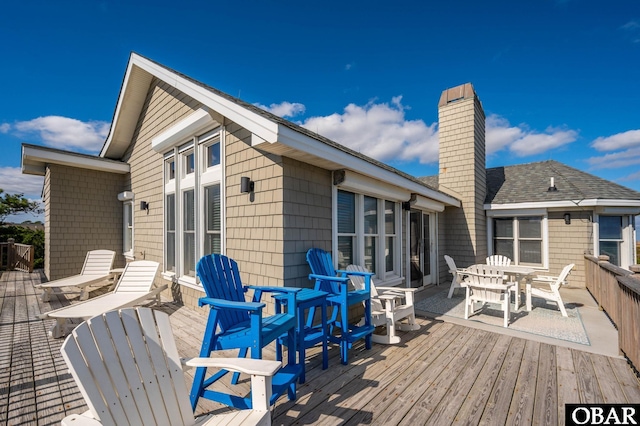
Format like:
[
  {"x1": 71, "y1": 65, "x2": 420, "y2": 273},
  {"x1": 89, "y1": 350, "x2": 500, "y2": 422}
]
[
  {"x1": 100, "y1": 57, "x2": 137, "y2": 157},
  {"x1": 23, "y1": 145, "x2": 129, "y2": 175},
  {"x1": 131, "y1": 54, "x2": 278, "y2": 143},
  {"x1": 276, "y1": 124, "x2": 460, "y2": 207},
  {"x1": 487, "y1": 208, "x2": 547, "y2": 217},
  {"x1": 485, "y1": 199, "x2": 640, "y2": 211}
]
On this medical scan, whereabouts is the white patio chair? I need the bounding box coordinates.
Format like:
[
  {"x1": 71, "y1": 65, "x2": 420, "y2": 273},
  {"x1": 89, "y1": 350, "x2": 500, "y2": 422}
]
[
  {"x1": 60, "y1": 307, "x2": 279, "y2": 426},
  {"x1": 347, "y1": 264, "x2": 420, "y2": 344},
  {"x1": 39, "y1": 260, "x2": 166, "y2": 338},
  {"x1": 527, "y1": 263, "x2": 575, "y2": 317},
  {"x1": 35, "y1": 249, "x2": 116, "y2": 302},
  {"x1": 444, "y1": 255, "x2": 468, "y2": 298},
  {"x1": 464, "y1": 264, "x2": 515, "y2": 328}
]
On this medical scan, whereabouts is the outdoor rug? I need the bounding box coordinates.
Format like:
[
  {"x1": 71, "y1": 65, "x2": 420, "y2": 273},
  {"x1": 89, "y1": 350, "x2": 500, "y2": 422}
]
[{"x1": 415, "y1": 288, "x2": 590, "y2": 345}]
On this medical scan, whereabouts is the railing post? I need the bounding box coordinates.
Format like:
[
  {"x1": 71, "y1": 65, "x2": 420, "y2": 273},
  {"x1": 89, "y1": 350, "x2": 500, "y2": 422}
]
[{"x1": 7, "y1": 238, "x2": 15, "y2": 271}]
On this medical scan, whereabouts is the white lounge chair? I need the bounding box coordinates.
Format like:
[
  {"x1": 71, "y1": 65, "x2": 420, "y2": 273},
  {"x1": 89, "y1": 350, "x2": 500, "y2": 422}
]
[
  {"x1": 39, "y1": 260, "x2": 166, "y2": 338},
  {"x1": 61, "y1": 307, "x2": 279, "y2": 426},
  {"x1": 527, "y1": 263, "x2": 575, "y2": 317},
  {"x1": 464, "y1": 264, "x2": 515, "y2": 328},
  {"x1": 347, "y1": 264, "x2": 420, "y2": 344},
  {"x1": 35, "y1": 249, "x2": 116, "y2": 302}
]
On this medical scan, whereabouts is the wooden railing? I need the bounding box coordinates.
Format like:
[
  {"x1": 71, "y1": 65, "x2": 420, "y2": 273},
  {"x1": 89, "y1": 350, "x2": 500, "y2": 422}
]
[
  {"x1": 584, "y1": 254, "x2": 640, "y2": 372},
  {"x1": 0, "y1": 238, "x2": 34, "y2": 273}
]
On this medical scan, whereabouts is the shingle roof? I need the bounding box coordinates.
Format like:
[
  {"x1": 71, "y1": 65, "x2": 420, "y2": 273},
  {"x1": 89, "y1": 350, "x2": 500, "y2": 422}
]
[{"x1": 420, "y1": 160, "x2": 640, "y2": 205}]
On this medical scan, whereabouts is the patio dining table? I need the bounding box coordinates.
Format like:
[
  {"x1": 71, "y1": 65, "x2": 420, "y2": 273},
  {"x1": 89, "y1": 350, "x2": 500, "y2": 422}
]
[{"x1": 498, "y1": 265, "x2": 536, "y2": 311}]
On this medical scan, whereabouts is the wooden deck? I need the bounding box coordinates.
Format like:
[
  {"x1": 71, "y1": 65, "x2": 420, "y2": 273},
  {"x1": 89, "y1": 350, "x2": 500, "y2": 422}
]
[{"x1": 1, "y1": 269, "x2": 639, "y2": 425}]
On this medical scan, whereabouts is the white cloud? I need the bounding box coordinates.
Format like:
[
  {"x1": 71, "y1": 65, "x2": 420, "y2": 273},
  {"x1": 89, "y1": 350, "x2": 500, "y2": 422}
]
[
  {"x1": 591, "y1": 129, "x2": 640, "y2": 151},
  {"x1": 254, "y1": 102, "x2": 306, "y2": 118},
  {"x1": 0, "y1": 123, "x2": 10, "y2": 133},
  {"x1": 13, "y1": 116, "x2": 109, "y2": 152},
  {"x1": 621, "y1": 20, "x2": 640, "y2": 31},
  {"x1": 586, "y1": 147, "x2": 640, "y2": 170},
  {"x1": 300, "y1": 96, "x2": 439, "y2": 164},
  {"x1": 0, "y1": 166, "x2": 44, "y2": 197},
  {"x1": 485, "y1": 114, "x2": 578, "y2": 156}
]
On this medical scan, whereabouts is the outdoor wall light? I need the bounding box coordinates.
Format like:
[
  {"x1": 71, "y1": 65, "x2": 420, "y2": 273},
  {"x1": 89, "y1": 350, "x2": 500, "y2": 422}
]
[
  {"x1": 564, "y1": 213, "x2": 571, "y2": 225},
  {"x1": 240, "y1": 176, "x2": 255, "y2": 193},
  {"x1": 140, "y1": 201, "x2": 149, "y2": 211}
]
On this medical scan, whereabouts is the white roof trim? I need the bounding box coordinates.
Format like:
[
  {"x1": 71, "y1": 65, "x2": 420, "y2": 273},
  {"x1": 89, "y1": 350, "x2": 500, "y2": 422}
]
[
  {"x1": 22, "y1": 144, "x2": 129, "y2": 176},
  {"x1": 151, "y1": 108, "x2": 215, "y2": 153},
  {"x1": 485, "y1": 199, "x2": 640, "y2": 210},
  {"x1": 276, "y1": 125, "x2": 460, "y2": 207}
]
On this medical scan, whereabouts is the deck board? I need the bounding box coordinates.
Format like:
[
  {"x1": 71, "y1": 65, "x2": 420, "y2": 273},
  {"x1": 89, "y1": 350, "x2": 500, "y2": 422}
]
[{"x1": 1, "y1": 270, "x2": 639, "y2": 426}]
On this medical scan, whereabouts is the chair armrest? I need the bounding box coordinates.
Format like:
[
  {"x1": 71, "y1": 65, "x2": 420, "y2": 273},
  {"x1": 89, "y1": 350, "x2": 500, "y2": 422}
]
[
  {"x1": 378, "y1": 293, "x2": 402, "y2": 301},
  {"x1": 198, "y1": 297, "x2": 265, "y2": 312},
  {"x1": 337, "y1": 269, "x2": 374, "y2": 278},
  {"x1": 376, "y1": 286, "x2": 417, "y2": 293},
  {"x1": 246, "y1": 285, "x2": 301, "y2": 294},
  {"x1": 183, "y1": 357, "x2": 281, "y2": 376},
  {"x1": 531, "y1": 275, "x2": 556, "y2": 282},
  {"x1": 309, "y1": 273, "x2": 350, "y2": 284}
]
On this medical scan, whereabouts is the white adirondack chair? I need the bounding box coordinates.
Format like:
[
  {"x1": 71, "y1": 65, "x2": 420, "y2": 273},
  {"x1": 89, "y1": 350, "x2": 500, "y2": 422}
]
[
  {"x1": 39, "y1": 260, "x2": 166, "y2": 338},
  {"x1": 60, "y1": 307, "x2": 279, "y2": 426},
  {"x1": 444, "y1": 255, "x2": 468, "y2": 298},
  {"x1": 486, "y1": 255, "x2": 512, "y2": 266},
  {"x1": 35, "y1": 250, "x2": 116, "y2": 302},
  {"x1": 527, "y1": 263, "x2": 575, "y2": 317},
  {"x1": 464, "y1": 264, "x2": 515, "y2": 328},
  {"x1": 346, "y1": 264, "x2": 419, "y2": 344}
]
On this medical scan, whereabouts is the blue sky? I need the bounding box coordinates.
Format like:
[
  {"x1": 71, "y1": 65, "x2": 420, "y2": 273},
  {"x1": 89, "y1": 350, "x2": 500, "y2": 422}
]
[{"x1": 2, "y1": 0, "x2": 640, "y2": 223}]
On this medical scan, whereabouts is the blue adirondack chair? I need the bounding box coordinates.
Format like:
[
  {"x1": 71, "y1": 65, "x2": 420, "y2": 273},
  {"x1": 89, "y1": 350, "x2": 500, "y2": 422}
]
[
  {"x1": 190, "y1": 254, "x2": 302, "y2": 410},
  {"x1": 306, "y1": 248, "x2": 374, "y2": 365}
]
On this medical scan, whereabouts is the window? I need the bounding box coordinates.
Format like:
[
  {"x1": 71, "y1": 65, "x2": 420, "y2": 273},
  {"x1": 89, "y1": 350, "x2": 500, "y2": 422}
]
[
  {"x1": 163, "y1": 129, "x2": 223, "y2": 285},
  {"x1": 123, "y1": 201, "x2": 133, "y2": 255},
  {"x1": 599, "y1": 216, "x2": 623, "y2": 266},
  {"x1": 336, "y1": 190, "x2": 400, "y2": 279},
  {"x1": 493, "y1": 216, "x2": 543, "y2": 266}
]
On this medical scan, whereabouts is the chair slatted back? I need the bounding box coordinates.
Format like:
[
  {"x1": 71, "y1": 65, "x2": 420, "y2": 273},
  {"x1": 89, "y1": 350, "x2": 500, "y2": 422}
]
[
  {"x1": 112, "y1": 260, "x2": 159, "y2": 294},
  {"x1": 346, "y1": 264, "x2": 382, "y2": 311},
  {"x1": 466, "y1": 264, "x2": 506, "y2": 302},
  {"x1": 552, "y1": 263, "x2": 575, "y2": 291},
  {"x1": 81, "y1": 250, "x2": 116, "y2": 276},
  {"x1": 60, "y1": 308, "x2": 195, "y2": 426},
  {"x1": 306, "y1": 248, "x2": 342, "y2": 294},
  {"x1": 196, "y1": 254, "x2": 250, "y2": 332},
  {"x1": 486, "y1": 255, "x2": 512, "y2": 266}
]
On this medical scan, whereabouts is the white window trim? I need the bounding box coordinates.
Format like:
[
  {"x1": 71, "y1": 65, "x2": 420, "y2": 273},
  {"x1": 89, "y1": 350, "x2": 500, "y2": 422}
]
[
  {"x1": 117, "y1": 191, "x2": 135, "y2": 260},
  {"x1": 594, "y1": 212, "x2": 635, "y2": 269},
  {"x1": 160, "y1": 126, "x2": 225, "y2": 291},
  {"x1": 333, "y1": 187, "x2": 403, "y2": 285},
  {"x1": 486, "y1": 211, "x2": 548, "y2": 269}
]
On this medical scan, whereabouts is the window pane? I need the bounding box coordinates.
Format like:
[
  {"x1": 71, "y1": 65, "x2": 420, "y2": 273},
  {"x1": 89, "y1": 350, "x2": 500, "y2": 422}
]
[
  {"x1": 600, "y1": 216, "x2": 622, "y2": 239},
  {"x1": 208, "y1": 142, "x2": 220, "y2": 167},
  {"x1": 385, "y1": 236, "x2": 394, "y2": 272},
  {"x1": 183, "y1": 233, "x2": 195, "y2": 277},
  {"x1": 337, "y1": 236, "x2": 354, "y2": 270},
  {"x1": 385, "y1": 201, "x2": 395, "y2": 234},
  {"x1": 363, "y1": 196, "x2": 377, "y2": 234},
  {"x1": 494, "y1": 218, "x2": 513, "y2": 238},
  {"x1": 494, "y1": 240, "x2": 514, "y2": 259},
  {"x1": 204, "y1": 234, "x2": 221, "y2": 256},
  {"x1": 166, "y1": 159, "x2": 175, "y2": 180},
  {"x1": 364, "y1": 236, "x2": 376, "y2": 272},
  {"x1": 166, "y1": 194, "x2": 175, "y2": 272},
  {"x1": 519, "y1": 240, "x2": 542, "y2": 264},
  {"x1": 518, "y1": 217, "x2": 541, "y2": 239},
  {"x1": 337, "y1": 191, "x2": 355, "y2": 233},
  {"x1": 183, "y1": 190, "x2": 195, "y2": 231},
  {"x1": 124, "y1": 203, "x2": 132, "y2": 253},
  {"x1": 185, "y1": 152, "x2": 195, "y2": 174},
  {"x1": 600, "y1": 241, "x2": 620, "y2": 266},
  {"x1": 206, "y1": 185, "x2": 220, "y2": 231}
]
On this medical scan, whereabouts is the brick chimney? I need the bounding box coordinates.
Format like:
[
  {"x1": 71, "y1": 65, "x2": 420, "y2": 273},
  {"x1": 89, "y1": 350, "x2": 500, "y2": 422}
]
[{"x1": 438, "y1": 83, "x2": 487, "y2": 266}]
